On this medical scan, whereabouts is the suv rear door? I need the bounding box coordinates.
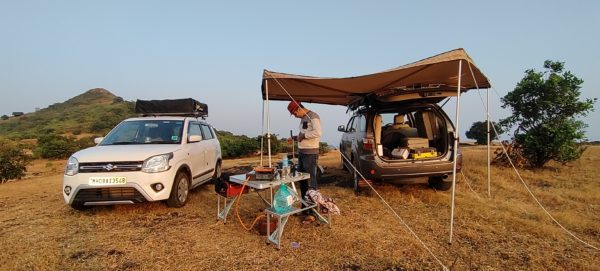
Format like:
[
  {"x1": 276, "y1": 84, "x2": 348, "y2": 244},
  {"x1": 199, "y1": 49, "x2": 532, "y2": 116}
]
[
  {"x1": 187, "y1": 121, "x2": 207, "y2": 181},
  {"x1": 199, "y1": 124, "x2": 217, "y2": 171}
]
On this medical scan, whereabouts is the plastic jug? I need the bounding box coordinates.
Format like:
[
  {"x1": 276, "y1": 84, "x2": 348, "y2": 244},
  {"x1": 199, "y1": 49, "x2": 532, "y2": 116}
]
[{"x1": 273, "y1": 184, "x2": 293, "y2": 214}]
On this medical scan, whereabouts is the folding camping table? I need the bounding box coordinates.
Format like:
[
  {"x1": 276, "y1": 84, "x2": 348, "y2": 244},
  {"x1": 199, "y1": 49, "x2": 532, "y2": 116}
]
[{"x1": 217, "y1": 172, "x2": 330, "y2": 249}]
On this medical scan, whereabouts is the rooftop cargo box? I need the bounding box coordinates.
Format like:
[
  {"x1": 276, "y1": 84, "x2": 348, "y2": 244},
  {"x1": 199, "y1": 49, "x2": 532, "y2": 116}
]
[{"x1": 135, "y1": 98, "x2": 208, "y2": 117}]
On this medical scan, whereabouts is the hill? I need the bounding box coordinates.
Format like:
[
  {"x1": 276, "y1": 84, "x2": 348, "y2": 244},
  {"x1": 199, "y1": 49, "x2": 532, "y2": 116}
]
[{"x1": 0, "y1": 88, "x2": 136, "y2": 139}]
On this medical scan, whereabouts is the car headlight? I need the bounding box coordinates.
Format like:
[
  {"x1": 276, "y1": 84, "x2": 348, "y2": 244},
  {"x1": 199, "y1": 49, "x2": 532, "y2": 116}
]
[
  {"x1": 142, "y1": 153, "x2": 173, "y2": 173},
  {"x1": 65, "y1": 157, "x2": 79, "y2": 176}
]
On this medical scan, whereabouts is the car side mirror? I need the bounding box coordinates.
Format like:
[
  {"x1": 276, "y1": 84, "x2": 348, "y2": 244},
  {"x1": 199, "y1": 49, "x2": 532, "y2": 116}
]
[
  {"x1": 188, "y1": 135, "x2": 202, "y2": 143},
  {"x1": 94, "y1": 137, "x2": 104, "y2": 145},
  {"x1": 337, "y1": 125, "x2": 345, "y2": 132}
]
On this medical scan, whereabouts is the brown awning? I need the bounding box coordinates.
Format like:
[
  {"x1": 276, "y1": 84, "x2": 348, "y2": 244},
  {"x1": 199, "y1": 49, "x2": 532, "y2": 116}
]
[{"x1": 261, "y1": 48, "x2": 491, "y2": 107}]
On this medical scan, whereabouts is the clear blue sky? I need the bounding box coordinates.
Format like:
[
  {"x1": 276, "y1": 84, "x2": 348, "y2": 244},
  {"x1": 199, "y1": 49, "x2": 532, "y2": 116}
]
[{"x1": 1, "y1": 1, "x2": 599, "y2": 145}]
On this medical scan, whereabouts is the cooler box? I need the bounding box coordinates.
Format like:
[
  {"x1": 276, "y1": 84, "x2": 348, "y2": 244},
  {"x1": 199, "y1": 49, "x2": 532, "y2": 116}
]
[{"x1": 400, "y1": 137, "x2": 429, "y2": 148}]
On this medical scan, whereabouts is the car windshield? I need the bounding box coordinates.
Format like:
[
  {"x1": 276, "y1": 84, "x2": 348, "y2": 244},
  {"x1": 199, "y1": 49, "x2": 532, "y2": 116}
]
[{"x1": 100, "y1": 120, "x2": 184, "y2": 145}]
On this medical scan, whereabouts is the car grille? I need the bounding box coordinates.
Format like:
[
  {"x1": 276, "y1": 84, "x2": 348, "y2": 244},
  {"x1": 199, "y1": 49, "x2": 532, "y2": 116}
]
[
  {"x1": 79, "y1": 161, "x2": 143, "y2": 173},
  {"x1": 73, "y1": 187, "x2": 146, "y2": 203}
]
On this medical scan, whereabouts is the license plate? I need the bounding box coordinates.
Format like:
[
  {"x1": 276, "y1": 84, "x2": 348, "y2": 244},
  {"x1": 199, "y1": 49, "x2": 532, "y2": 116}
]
[{"x1": 89, "y1": 177, "x2": 127, "y2": 186}]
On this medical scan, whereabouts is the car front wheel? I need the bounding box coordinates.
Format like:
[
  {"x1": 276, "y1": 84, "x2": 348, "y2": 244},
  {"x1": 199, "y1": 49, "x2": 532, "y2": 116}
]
[{"x1": 167, "y1": 172, "x2": 190, "y2": 207}]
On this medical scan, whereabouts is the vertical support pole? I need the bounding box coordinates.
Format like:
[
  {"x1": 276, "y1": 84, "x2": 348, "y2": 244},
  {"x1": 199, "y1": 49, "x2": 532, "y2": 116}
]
[
  {"x1": 449, "y1": 60, "x2": 462, "y2": 244},
  {"x1": 265, "y1": 80, "x2": 272, "y2": 167},
  {"x1": 261, "y1": 100, "x2": 265, "y2": 167},
  {"x1": 487, "y1": 88, "x2": 491, "y2": 197}
]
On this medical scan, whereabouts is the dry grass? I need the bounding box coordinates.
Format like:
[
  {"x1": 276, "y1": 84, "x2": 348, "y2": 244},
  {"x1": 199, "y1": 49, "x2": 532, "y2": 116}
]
[{"x1": 1, "y1": 147, "x2": 599, "y2": 270}]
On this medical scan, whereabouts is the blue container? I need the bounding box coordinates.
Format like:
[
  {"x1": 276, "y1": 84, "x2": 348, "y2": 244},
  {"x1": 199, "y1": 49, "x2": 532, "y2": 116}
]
[{"x1": 273, "y1": 184, "x2": 293, "y2": 213}]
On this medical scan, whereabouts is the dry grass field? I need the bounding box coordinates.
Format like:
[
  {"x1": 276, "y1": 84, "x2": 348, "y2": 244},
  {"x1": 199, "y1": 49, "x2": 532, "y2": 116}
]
[{"x1": 1, "y1": 147, "x2": 599, "y2": 270}]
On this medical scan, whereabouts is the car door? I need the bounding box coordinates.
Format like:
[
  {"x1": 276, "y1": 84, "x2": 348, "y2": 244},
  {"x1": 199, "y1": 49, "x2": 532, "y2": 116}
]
[
  {"x1": 200, "y1": 124, "x2": 217, "y2": 171},
  {"x1": 340, "y1": 116, "x2": 355, "y2": 161},
  {"x1": 186, "y1": 122, "x2": 206, "y2": 183}
]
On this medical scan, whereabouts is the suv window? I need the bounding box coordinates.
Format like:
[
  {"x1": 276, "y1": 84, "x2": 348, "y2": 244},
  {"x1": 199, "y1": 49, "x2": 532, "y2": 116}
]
[
  {"x1": 188, "y1": 122, "x2": 203, "y2": 139},
  {"x1": 200, "y1": 125, "x2": 214, "y2": 140},
  {"x1": 356, "y1": 115, "x2": 366, "y2": 132}
]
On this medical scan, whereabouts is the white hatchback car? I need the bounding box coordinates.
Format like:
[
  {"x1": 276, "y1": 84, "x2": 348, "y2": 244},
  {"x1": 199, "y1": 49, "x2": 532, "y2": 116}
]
[{"x1": 63, "y1": 100, "x2": 222, "y2": 210}]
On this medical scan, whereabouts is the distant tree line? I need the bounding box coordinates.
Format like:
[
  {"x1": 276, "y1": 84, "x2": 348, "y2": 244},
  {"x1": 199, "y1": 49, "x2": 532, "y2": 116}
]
[{"x1": 0, "y1": 130, "x2": 331, "y2": 182}]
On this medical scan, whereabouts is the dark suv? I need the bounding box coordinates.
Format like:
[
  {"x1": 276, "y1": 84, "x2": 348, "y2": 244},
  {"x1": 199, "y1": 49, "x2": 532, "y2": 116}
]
[{"x1": 338, "y1": 101, "x2": 461, "y2": 191}]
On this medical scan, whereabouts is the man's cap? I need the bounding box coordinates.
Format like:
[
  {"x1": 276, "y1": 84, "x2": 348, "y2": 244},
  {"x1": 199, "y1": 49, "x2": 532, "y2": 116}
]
[{"x1": 287, "y1": 101, "x2": 302, "y2": 114}]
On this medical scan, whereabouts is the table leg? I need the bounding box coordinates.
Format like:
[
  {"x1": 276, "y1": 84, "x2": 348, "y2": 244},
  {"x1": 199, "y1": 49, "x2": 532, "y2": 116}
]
[{"x1": 217, "y1": 196, "x2": 237, "y2": 223}]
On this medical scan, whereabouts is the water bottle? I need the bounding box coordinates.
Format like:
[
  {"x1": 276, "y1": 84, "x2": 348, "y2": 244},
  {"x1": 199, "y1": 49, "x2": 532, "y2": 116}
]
[
  {"x1": 273, "y1": 184, "x2": 293, "y2": 214},
  {"x1": 282, "y1": 154, "x2": 289, "y2": 167}
]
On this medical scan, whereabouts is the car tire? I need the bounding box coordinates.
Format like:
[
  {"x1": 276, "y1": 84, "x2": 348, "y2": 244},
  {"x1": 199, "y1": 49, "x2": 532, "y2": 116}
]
[
  {"x1": 212, "y1": 161, "x2": 222, "y2": 180},
  {"x1": 428, "y1": 176, "x2": 453, "y2": 191},
  {"x1": 70, "y1": 202, "x2": 88, "y2": 211},
  {"x1": 167, "y1": 171, "x2": 190, "y2": 208}
]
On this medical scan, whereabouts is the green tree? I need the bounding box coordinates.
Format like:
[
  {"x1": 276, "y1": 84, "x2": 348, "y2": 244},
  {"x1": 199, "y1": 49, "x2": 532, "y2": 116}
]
[
  {"x1": 466, "y1": 121, "x2": 503, "y2": 145},
  {"x1": 0, "y1": 115, "x2": 8, "y2": 120},
  {"x1": 0, "y1": 139, "x2": 31, "y2": 183},
  {"x1": 500, "y1": 60, "x2": 596, "y2": 168}
]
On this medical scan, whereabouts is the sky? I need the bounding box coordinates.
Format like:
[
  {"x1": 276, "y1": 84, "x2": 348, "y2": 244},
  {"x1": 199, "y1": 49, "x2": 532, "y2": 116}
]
[{"x1": 1, "y1": 1, "x2": 599, "y2": 145}]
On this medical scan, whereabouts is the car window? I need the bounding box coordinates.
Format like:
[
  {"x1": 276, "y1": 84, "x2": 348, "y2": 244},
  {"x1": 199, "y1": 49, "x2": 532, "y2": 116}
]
[
  {"x1": 356, "y1": 115, "x2": 366, "y2": 132},
  {"x1": 200, "y1": 125, "x2": 214, "y2": 140},
  {"x1": 101, "y1": 120, "x2": 183, "y2": 145},
  {"x1": 188, "y1": 122, "x2": 202, "y2": 139}
]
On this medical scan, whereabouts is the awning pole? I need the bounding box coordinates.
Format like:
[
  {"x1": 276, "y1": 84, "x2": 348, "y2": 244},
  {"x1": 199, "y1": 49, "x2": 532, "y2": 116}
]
[
  {"x1": 265, "y1": 81, "x2": 272, "y2": 167},
  {"x1": 487, "y1": 88, "x2": 491, "y2": 197},
  {"x1": 449, "y1": 60, "x2": 462, "y2": 244},
  {"x1": 260, "y1": 99, "x2": 265, "y2": 167}
]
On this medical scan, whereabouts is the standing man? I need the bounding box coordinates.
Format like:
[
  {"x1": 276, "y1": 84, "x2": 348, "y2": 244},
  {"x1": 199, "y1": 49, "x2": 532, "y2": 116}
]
[{"x1": 287, "y1": 100, "x2": 322, "y2": 224}]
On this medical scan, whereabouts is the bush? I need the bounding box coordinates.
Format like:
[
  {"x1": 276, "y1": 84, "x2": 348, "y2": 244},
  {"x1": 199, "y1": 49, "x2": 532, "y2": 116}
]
[
  {"x1": 0, "y1": 139, "x2": 31, "y2": 183},
  {"x1": 35, "y1": 134, "x2": 80, "y2": 159},
  {"x1": 214, "y1": 130, "x2": 259, "y2": 159}
]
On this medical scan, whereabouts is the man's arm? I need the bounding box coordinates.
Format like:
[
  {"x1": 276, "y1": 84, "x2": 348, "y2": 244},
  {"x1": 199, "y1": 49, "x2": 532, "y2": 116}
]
[{"x1": 302, "y1": 114, "x2": 322, "y2": 139}]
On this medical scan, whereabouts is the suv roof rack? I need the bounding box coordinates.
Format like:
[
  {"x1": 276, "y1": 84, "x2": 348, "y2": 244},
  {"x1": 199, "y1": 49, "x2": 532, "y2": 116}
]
[{"x1": 135, "y1": 98, "x2": 208, "y2": 118}]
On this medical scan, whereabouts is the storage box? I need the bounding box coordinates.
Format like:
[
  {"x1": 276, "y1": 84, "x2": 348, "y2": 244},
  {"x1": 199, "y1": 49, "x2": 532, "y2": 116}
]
[
  {"x1": 411, "y1": 147, "x2": 437, "y2": 159},
  {"x1": 215, "y1": 180, "x2": 247, "y2": 198},
  {"x1": 400, "y1": 137, "x2": 429, "y2": 148},
  {"x1": 135, "y1": 98, "x2": 208, "y2": 117},
  {"x1": 391, "y1": 148, "x2": 410, "y2": 159}
]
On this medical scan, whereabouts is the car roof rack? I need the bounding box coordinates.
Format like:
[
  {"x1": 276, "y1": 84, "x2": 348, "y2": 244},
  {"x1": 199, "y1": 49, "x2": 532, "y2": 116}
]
[{"x1": 135, "y1": 98, "x2": 208, "y2": 118}]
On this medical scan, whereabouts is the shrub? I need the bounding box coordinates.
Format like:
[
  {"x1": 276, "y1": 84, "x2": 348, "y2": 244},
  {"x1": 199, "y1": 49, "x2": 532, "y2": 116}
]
[
  {"x1": 0, "y1": 138, "x2": 31, "y2": 183},
  {"x1": 35, "y1": 134, "x2": 80, "y2": 159},
  {"x1": 218, "y1": 132, "x2": 259, "y2": 159}
]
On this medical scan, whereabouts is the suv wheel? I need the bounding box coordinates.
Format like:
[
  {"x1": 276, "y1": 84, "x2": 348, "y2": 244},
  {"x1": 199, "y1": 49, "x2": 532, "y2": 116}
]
[
  {"x1": 167, "y1": 172, "x2": 190, "y2": 207},
  {"x1": 212, "y1": 161, "x2": 222, "y2": 180},
  {"x1": 428, "y1": 176, "x2": 452, "y2": 191},
  {"x1": 70, "y1": 202, "x2": 88, "y2": 211}
]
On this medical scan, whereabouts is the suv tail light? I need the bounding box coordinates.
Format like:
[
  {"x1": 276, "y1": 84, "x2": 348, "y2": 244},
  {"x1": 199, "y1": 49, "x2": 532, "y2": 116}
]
[{"x1": 362, "y1": 138, "x2": 374, "y2": 151}]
